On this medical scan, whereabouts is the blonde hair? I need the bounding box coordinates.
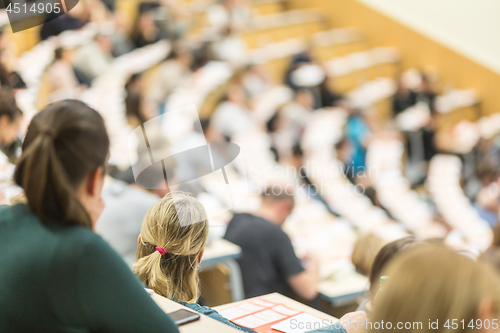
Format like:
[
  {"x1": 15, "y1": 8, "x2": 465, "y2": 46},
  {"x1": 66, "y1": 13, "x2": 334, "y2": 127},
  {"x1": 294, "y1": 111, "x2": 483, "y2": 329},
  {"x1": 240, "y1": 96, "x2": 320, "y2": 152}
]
[
  {"x1": 351, "y1": 233, "x2": 385, "y2": 277},
  {"x1": 371, "y1": 245, "x2": 500, "y2": 333},
  {"x1": 133, "y1": 192, "x2": 209, "y2": 303}
]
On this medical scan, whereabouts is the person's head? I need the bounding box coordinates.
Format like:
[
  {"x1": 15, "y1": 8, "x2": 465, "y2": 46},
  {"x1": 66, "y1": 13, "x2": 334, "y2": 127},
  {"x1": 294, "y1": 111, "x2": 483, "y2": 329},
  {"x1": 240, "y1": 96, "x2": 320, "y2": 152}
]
[
  {"x1": 125, "y1": 93, "x2": 156, "y2": 127},
  {"x1": 0, "y1": 89, "x2": 22, "y2": 146},
  {"x1": 95, "y1": 34, "x2": 113, "y2": 55},
  {"x1": 369, "y1": 236, "x2": 422, "y2": 298},
  {"x1": 138, "y1": 11, "x2": 157, "y2": 34},
  {"x1": 334, "y1": 138, "x2": 351, "y2": 164},
  {"x1": 259, "y1": 186, "x2": 295, "y2": 225},
  {"x1": 396, "y1": 77, "x2": 410, "y2": 96},
  {"x1": 371, "y1": 245, "x2": 500, "y2": 333},
  {"x1": 295, "y1": 89, "x2": 314, "y2": 109},
  {"x1": 14, "y1": 100, "x2": 109, "y2": 229},
  {"x1": 200, "y1": 118, "x2": 223, "y2": 142},
  {"x1": 54, "y1": 47, "x2": 73, "y2": 63},
  {"x1": 167, "y1": 44, "x2": 193, "y2": 67},
  {"x1": 266, "y1": 111, "x2": 280, "y2": 133},
  {"x1": 125, "y1": 73, "x2": 144, "y2": 94},
  {"x1": 226, "y1": 84, "x2": 246, "y2": 106},
  {"x1": 133, "y1": 192, "x2": 209, "y2": 303},
  {"x1": 351, "y1": 233, "x2": 385, "y2": 277},
  {"x1": 480, "y1": 247, "x2": 500, "y2": 273},
  {"x1": 476, "y1": 158, "x2": 499, "y2": 185}
]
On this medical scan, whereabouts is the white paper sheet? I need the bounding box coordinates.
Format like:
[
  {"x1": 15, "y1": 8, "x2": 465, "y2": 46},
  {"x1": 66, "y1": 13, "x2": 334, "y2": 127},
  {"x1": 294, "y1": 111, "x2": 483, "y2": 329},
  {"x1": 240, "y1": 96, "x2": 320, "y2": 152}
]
[
  {"x1": 254, "y1": 310, "x2": 287, "y2": 323},
  {"x1": 218, "y1": 307, "x2": 251, "y2": 320},
  {"x1": 272, "y1": 305, "x2": 300, "y2": 316},
  {"x1": 237, "y1": 303, "x2": 265, "y2": 313}
]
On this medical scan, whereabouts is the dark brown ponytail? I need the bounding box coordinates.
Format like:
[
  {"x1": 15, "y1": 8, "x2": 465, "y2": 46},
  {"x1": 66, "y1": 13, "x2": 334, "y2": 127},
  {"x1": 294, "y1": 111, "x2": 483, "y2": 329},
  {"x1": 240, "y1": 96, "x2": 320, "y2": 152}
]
[{"x1": 14, "y1": 100, "x2": 109, "y2": 228}]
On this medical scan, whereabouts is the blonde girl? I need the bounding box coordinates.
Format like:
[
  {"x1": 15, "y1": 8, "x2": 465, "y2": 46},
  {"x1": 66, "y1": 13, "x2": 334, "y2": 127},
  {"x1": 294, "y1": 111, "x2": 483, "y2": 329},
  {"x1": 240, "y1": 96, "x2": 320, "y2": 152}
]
[
  {"x1": 370, "y1": 245, "x2": 500, "y2": 333},
  {"x1": 134, "y1": 192, "x2": 245, "y2": 330}
]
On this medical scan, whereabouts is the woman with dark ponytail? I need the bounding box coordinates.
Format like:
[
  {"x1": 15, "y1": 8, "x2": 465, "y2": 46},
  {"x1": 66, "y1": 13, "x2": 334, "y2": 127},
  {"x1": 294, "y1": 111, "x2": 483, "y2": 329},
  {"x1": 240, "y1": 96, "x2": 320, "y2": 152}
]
[{"x1": 0, "y1": 100, "x2": 179, "y2": 333}]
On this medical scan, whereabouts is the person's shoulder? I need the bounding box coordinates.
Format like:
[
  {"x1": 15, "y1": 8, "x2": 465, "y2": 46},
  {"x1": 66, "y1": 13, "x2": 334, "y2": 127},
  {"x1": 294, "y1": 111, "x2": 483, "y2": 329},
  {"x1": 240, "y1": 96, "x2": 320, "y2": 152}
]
[
  {"x1": 229, "y1": 213, "x2": 283, "y2": 237},
  {"x1": 229, "y1": 213, "x2": 272, "y2": 228},
  {"x1": 51, "y1": 225, "x2": 111, "y2": 263},
  {"x1": 0, "y1": 204, "x2": 17, "y2": 222},
  {"x1": 0, "y1": 203, "x2": 40, "y2": 226}
]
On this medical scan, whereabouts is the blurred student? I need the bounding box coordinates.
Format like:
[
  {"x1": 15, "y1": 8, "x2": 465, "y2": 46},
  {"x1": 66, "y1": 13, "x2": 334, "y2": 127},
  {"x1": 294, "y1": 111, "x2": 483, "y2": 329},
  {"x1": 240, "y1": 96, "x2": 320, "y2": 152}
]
[
  {"x1": 345, "y1": 109, "x2": 371, "y2": 174},
  {"x1": 0, "y1": 100, "x2": 179, "y2": 332},
  {"x1": 212, "y1": 84, "x2": 253, "y2": 139},
  {"x1": 224, "y1": 188, "x2": 319, "y2": 301},
  {"x1": 392, "y1": 78, "x2": 417, "y2": 116},
  {"x1": 0, "y1": 89, "x2": 22, "y2": 163},
  {"x1": 370, "y1": 245, "x2": 500, "y2": 333},
  {"x1": 480, "y1": 245, "x2": 500, "y2": 272},
  {"x1": 146, "y1": 47, "x2": 192, "y2": 107},
  {"x1": 134, "y1": 192, "x2": 243, "y2": 330},
  {"x1": 74, "y1": 34, "x2": 114, "y2": 81},
  {"x1": 125, "y1": 92, "x2": 158, "y2": 129},
  {"x1": 313, "y1": 245, "x2": 500, "y2": 333},
  {"x1": 125, "y1": 73, "x2": 145, "y2": 95},
  {"x1": 46, "y1": 47, "x2": 82, "y2": 99},
  {"x1": 111, "y1": 13, "x2": 135, "y2": 56},
  {"x1": 357, "y1": 236, "x2": 422, "y2": 316},
  {"x1": 351, "y1": 233, "x2": 385, "y2": 277},
  {"x1": 132, "y1": 10, "x2": 163, "y2": 48},
  {"x1": 40, "y1": 1, "x2": 89, "y2": 40}
]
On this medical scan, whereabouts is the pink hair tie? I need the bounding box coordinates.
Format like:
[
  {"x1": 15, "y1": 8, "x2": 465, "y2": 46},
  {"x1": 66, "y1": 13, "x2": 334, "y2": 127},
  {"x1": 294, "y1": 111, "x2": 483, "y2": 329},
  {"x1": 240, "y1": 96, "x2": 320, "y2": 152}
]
[{"x1": 155, "y1": 246, "x2": 167, "y2": 256}]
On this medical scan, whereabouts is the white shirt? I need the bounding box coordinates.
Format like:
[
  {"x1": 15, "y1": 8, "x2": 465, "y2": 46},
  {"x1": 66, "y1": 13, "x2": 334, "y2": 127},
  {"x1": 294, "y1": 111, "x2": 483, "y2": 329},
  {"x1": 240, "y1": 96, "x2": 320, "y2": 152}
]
[{"x1": 212, "y1": 101, "x2": 253, "y2": 137}]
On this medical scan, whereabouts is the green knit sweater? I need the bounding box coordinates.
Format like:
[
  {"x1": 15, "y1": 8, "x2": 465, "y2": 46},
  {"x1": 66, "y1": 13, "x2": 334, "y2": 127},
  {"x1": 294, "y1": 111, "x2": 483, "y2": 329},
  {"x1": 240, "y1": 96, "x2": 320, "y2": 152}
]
[{"x1": 0, "y1": 203, "x2": 179, "y2": 333}]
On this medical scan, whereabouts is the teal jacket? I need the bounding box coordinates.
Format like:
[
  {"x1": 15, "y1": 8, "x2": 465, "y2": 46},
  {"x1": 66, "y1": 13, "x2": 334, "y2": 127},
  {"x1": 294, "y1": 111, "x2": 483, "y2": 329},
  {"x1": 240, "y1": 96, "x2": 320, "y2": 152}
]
[
  {"x1": 0, "y1": 204, "x2": 179, "y2": 333},
  {"x1": 180, "y1": 302, "x2": 243, "y2": 330}
]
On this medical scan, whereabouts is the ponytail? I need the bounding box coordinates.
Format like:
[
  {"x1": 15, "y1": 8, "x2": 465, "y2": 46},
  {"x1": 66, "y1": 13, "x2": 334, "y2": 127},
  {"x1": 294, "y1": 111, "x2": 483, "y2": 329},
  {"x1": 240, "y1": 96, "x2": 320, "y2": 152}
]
[
  {"x1": 134, "y1": 247, "x2": 201, "y2": 303},
  {"x1": 14, "y1": 100, "x2": 109, "y2": 228},
  {"x1": 134, "y1": 192, "x2": 209, "y2": 303}
]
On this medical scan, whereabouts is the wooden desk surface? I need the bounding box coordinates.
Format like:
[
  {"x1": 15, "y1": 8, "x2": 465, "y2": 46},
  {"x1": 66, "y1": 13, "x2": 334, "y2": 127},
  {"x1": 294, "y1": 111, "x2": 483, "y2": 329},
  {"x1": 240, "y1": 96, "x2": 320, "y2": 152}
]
[
  {"x1": 151, "y1": 293, "x2": 241, "y2": 333},
  {"x1": 214, "y1": 292, "x2": 338, "y2": 322},
  {"x1": 201, "y1": 238, "x2": 241, "y2": 267}
]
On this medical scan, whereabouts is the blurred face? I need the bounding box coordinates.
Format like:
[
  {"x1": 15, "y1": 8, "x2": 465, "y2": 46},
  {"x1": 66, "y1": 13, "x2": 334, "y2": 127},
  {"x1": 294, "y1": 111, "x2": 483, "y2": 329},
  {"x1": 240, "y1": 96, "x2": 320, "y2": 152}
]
[
  {"x1": 296, "y1": 90, "x2": 314, "y2": 109},
  {"x1": 228, "y1": 86, "x2": 246, "y2": 105},
  {"x1": 97, "y1": 36, "x2": 113, "y2": 54},
  {"x1": 139, "y1": 12, "x2": 156, "y2": 32},
  {"x1": 141, "y1": 99, "x2": 157, "y2": 122},
  {"x1": 0, "y1": 115, "x2": 21, "y2": 146},
  {"x1": 62, "y1": 49, "x2": 75, "y2": 63}
]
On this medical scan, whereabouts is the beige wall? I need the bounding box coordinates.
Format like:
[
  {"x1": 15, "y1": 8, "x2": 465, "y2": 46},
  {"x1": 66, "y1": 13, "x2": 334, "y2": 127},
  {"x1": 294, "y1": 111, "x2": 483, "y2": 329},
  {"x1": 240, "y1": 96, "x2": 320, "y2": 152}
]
[{"x1": 357, "y1": 0, "x2": 500, "y2": 76}]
